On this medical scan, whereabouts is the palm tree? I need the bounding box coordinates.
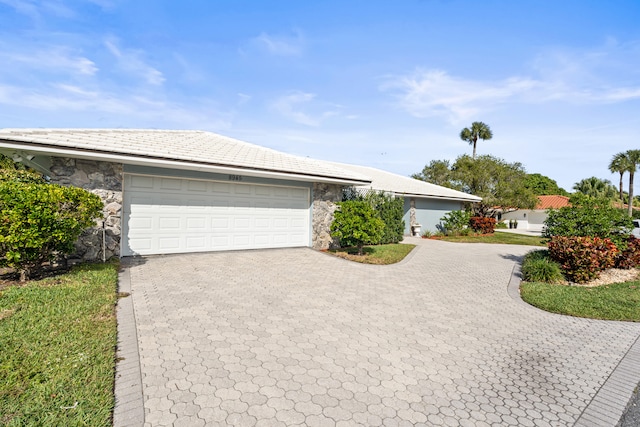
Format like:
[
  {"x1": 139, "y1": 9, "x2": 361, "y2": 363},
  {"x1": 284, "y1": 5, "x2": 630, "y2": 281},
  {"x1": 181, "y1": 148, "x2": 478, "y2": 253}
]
[
  {"x1": 609, "y1": 152, "x2": 629, "y2": 203},
  {"x1": 624, "y1": 150, "x2": 640, "y2": 217},
  {"x1": 460, "y1": 121, "x2": 493, "y2": 159},
  {"x1": 572, "y1": 176, "x2": 617, "y2": 199}
]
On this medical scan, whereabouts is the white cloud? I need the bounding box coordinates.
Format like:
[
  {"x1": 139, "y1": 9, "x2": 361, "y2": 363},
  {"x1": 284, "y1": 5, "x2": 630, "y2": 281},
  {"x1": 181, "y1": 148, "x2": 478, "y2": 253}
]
[
  {"x1": 105, "y1": 38, "x2": 165, "y2": 86},
  {"x1": 252, "y1": 30, "x2": 304, "y2": 56},
  {"x1": 0, "y1": 0, "x2": 75, "y2": 19},
  {"x1": 382, "y1": 69, "x2": 540, "y2": 123},
  {"x1": 1, "y1": 47, "x2": 98, "y2": 76},
  {"x1": 383, "y1": 42, "x2": 640, "y2": 123},
  {"x1": 270, "y1": 91, "x2": 340, "y2": 126},
  {"x1": 0, "y1": 82, "x2": 231, "y2": 130}
]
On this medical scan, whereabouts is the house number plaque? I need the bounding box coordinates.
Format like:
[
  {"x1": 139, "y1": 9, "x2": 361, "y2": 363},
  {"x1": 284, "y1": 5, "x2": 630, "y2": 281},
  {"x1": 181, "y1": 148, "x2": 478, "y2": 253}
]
[{"x1": 228, "y1": 174, "x2": 243, "y2": 181}]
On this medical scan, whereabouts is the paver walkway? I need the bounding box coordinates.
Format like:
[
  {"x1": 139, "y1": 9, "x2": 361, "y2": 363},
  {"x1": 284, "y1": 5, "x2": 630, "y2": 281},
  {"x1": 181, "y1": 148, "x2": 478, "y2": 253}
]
[{"x1": 114, "y1": 238, "x2": 640, "y2": 426}]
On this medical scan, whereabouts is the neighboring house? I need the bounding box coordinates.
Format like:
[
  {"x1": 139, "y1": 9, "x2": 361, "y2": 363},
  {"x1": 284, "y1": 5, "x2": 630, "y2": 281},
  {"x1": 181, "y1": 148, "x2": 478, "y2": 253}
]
[
  {"x1": 329, "y1": 162, "x2": 482, "y2": 235},
  {"x1": 0, "y1": 129, "x2": 372, "y2": 259},
  {"x1": 501, "y1": 195, "x2": 570, "y2": 232}
]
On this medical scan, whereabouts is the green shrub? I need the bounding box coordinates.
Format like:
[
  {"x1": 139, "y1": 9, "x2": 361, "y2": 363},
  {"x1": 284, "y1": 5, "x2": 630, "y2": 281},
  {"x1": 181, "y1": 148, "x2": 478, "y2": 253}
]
[
  {"x1": 439, "y1": 210, "x2": 471, "y2": 236},
  {"x1": 495, "y1": 221, "x2": 508, "y2": 229},
  {"x1": 363, "y1": 191, "x2": 404, "y2": 244},
  {"x1": 548, "y1": 236, "x2": 619, "y2": 283},
  {"x1": 343, "y1": 189, "x2": 405, "y2": 244},
  {"x1": 0, "y1": 181, "x2": 103, "y2": 281},
  {"x1": 543, "y1": 194, "x2": 632, "y2": 248},
  {"x1": 521, "y1": 250, "x2": 564, "y2": 283},
  {"x1": 469, "y1": 216, "x2": 496, "y2": 234},
  {"x1": 331, "y1": 200, "x2": 385, "y2": 255}
]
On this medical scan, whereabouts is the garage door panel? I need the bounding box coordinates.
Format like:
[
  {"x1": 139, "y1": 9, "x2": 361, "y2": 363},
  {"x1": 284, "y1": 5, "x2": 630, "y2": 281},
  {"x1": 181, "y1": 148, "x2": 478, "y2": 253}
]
[
  {"x1": 255, "y1": 186, "x2": 271, "y2": 196},
  {"x1": 212, "y1": 217, "x2": 230, "y2": 229},
  {"x1": 186, "y1": 236, "x2": 207, "y2": 249},
  {"x1": 159, "y1": 217, "x2": 181, "y2": 230},
  {"x1": 233, "y1": 235, "x2": 251, "y2": 246},
  {"x1": 129, "y1": 217, "x2": 153, "y2": 230},
  {"x1": 129, "y1": 175, "x2": 154, "y2": 189},
  {"x1": 187, "y1": 180, "x2": 208, "y2": 192},
  {"x1": 212, "y1": 183, "x2": 231, "y2": 193},
  {"x1": 255, "y1": 218, "x2": 270, "y2": 228},
  {"x1": 187, "y1": 217, "x2": 207, "y2": 229},
  {"x1": 234, "y1": 185, "x2": 252, "y2": 195},
  {"x1": 159, "y1": 178, "x2": 182, "y2": 191},
  {"x1": 123, "y1": 174, "x2": 310, "y2": 256},
  {"x1": 234, "y1": 218, "x2": 250, "y2": 229},
  {"x1": 159, "y1": 237, "x2": 181, "y2": 250}
]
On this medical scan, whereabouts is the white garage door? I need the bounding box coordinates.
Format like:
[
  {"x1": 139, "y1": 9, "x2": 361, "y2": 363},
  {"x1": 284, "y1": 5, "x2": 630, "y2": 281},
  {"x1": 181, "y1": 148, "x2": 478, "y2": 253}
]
[{"x1": 122, "y1": 174, "x2": 311, "y2": 256}]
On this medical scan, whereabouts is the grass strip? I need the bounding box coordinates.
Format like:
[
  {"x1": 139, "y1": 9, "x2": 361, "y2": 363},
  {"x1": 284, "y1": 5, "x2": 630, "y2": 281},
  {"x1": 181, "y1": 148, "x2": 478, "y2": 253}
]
[
  {"x1": 0, "y1": 261, "x2": 119, "y2": 426},
  {"x1": 435, "y1": 233, "x2": 545, "y2": 246},
  {"x1": 328, "y1": 243, "x2": 416, "y2": 264},
  {"x1": 521, "y1": 280, "x2": 640, "y2": 322}
]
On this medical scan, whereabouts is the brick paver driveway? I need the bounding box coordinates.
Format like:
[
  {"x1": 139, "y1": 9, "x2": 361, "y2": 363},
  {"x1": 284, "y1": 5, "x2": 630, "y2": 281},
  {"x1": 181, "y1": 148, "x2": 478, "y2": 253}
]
[{"x1": 115, "y1": 238, "x2": 640, "y2": 426}]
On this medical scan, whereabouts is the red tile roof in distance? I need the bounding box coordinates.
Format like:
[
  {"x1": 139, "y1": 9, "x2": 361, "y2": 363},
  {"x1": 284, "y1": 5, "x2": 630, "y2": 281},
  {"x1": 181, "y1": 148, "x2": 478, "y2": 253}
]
[{"x1": 536, "y1": 195, "x2": 570, "y2": 209}]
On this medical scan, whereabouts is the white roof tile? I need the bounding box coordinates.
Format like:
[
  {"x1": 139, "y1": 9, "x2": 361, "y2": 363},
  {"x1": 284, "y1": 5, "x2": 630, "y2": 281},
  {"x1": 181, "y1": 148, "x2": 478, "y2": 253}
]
[
  {"x1": 0, "y1": 128, "x2": 370, "y2": 184},
  {"x1": 330, "y1": 162, "x2": 482, "y2": 202}
]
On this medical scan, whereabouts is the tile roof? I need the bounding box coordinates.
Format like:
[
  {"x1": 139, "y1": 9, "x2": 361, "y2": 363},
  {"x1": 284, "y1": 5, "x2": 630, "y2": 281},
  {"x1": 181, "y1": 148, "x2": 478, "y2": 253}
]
[
  {"x1": 536, "y1": 195, "x2": 570, "y2": 209},
  {"x1": 0, "y1": 128, "x2": 371, "y2": 184},
  {"x1": 330, "y1": 162, "x2": 482, "y2": 202}
]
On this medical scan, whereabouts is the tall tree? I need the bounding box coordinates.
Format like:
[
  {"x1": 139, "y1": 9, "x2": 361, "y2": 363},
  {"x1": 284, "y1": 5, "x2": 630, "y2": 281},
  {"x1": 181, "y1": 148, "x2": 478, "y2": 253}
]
[
  {"x1": 624, "y1": 150, "x2": 640, "y2": 217},
  {"x1": 411, "y1": 159, "x2": 453, "y2": 187},
  {"x1": 609, "y1": 152, "x2": 629, "y2": 203},
  {"x1": 413, "y1": 155, "x2": 536, "y2": 216},
  {"x1": 523, "y1": 173, "x2": 569, "y2": 196},
  {"x1": 459, "y1": 121, "x2": 493, "y2": 159},
  {"x1": 572, "y1": 177, "x2": 617, "y2": 200},
  {"x1": 450, "y1": 154, "x2": 537, "y2": 215}
]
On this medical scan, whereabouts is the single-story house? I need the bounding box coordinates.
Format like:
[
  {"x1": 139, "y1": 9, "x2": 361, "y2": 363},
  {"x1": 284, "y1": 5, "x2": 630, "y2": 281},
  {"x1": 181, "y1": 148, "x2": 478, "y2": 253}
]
[
  {"x1": 0, "y1": 129, "x2": 372, "y2": 259},
  {"x1": 329, "y1": 162, "x2": 482, "y2": 235},
  {"x1": 501, "y1": 195, "x2": 570, "y2": 232},
  {"x1": 0, "y1": 128, "x2": 481, "y2": 259}
]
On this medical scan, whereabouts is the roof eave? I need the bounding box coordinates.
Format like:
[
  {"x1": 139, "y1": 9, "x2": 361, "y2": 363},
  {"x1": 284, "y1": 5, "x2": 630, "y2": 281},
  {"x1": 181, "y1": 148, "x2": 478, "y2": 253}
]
[
  {"x1": 0, "y1": 141, "x2": 371, "y2": 186},
  {"x1": 395, "y1": 191, "x2": 482, "y2": 203}
]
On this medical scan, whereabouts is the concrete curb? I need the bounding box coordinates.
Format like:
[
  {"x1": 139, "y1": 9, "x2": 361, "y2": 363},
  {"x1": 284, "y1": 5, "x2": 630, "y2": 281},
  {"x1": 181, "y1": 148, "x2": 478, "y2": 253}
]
[{"x1": 112, "y1": 259, "x2": 145, "y2": 427}]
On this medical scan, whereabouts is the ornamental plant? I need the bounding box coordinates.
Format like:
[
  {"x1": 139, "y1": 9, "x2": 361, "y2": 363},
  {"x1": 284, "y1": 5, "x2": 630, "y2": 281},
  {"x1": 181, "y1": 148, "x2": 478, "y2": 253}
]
[
  {"x1": 439, "y1": 210, "x2": 471, "y2": 236},
  {"x1": 330, "y1": 200, "x2": 385, "y2": 255},
  {"x1": 548, "y1": 236, "x2": 618, "y2": 283},
  {"x1": 615, "y1": 236, "x2": 640, "y2": 269},
  {"x1": 469, "y1": 216, "x2": 496, "y2": 234},
  {"x1": 0, "y1": 180, "x2": 103, "y2": 281},
  {"x1": 521, "y1": 250, "x2": 564, "y2": 284}
]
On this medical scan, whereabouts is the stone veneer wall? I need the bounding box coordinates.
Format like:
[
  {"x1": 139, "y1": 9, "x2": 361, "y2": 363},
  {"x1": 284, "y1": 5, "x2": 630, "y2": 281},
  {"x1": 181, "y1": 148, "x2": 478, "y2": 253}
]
[
  {"x1": 48, "y1": 158, "x2": 123, "y2": 261},
  {"x1": 312, "y1": 182, "x2": 343, "y2": 250}
]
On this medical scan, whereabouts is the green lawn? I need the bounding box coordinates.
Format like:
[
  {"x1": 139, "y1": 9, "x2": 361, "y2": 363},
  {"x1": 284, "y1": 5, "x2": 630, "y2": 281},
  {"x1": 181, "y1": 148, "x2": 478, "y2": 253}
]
[
  {"x1": 328, "y1": 243, "x2": 416, "y2": 264},
  {"x1": 0, "y1": 262, "x2": 119, "y2": 427},
  {"x1": 521, "y1": 280, "x2": 640, "y2": 322},
  {"x1": 435, "y1": 232, "x2": 545, "y2": 246}
]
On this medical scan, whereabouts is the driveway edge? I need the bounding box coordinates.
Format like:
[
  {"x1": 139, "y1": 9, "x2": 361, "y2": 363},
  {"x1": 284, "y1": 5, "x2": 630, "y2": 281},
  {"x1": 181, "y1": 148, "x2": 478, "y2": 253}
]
[
  {"x1": 112, "y1": 259, "x2": 145, "y2": 427},
  {"x1": 508, "y1": 260, "x2": 640, "y2": 427}
]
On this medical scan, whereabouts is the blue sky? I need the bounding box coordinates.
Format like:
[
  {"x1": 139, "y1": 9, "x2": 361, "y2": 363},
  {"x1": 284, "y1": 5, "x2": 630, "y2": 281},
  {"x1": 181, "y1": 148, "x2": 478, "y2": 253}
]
[{"x1": 1, "y1": 0, "x2": 639, "y2": 191}]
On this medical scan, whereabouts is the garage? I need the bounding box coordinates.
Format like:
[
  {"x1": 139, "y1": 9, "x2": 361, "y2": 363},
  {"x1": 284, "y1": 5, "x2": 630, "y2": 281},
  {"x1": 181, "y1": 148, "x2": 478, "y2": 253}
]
[
  {"x1": 122, "y1": 174, "x2": 311, "y2": 256},
  {"x1": 0, "y1": 129, "x2": 372, "y2": 260}
]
